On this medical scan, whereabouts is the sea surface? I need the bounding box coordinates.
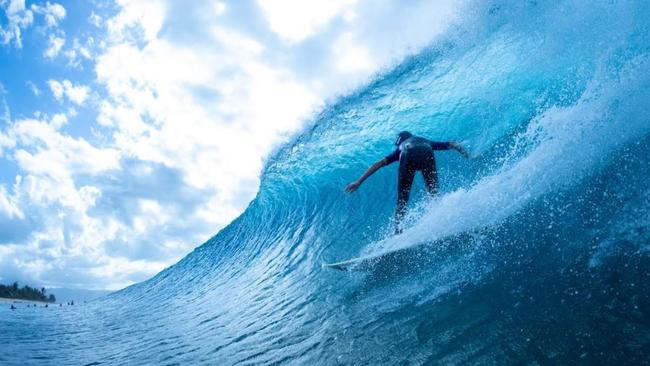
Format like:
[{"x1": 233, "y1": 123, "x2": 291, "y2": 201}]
[{"x1": 2, "y1": 1, "x2": 649, "y2": 364}]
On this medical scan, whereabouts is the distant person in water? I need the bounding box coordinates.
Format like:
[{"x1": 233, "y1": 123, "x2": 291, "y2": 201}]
[{"x1": 345, "y1": 131, "x2": 470, "y2": 234}]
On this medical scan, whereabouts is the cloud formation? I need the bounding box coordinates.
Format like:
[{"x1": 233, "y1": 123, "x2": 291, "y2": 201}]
[
  {"x1": 0, "y1": 0, "x2": 67, "y2": 48},
  {"x1": 31, "y1": 1, "x2": 66, "y2": 28},
  {"x1": 257, "y1": 0, "x2": 358, "y2": 43},
  {"x1": 43, "y1": 33, "x2": 64, "y2": 58},
  {"x1": 0, "y1": 0, "x2": 34, "y2": 47},
  {"x1": 47, "y1": 79, "x2": 90, "y2": 105}
]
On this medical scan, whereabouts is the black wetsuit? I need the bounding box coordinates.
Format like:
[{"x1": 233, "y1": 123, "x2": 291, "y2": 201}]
[{"x1": 384, "y1": 136, "x2": 452, "y2": 232}]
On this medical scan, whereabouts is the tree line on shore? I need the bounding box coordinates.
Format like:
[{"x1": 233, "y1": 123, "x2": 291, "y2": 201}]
[{"x1": 0, "y1": 282, "x2": 56, "y2": 303}]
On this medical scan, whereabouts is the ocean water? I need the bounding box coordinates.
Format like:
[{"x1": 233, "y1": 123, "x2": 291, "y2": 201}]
[{"x1": 2, "y1": 1, "x2": 649, "y2": 364}]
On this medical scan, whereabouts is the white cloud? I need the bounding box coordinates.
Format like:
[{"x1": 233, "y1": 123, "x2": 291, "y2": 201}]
[
  {"x1": 0, "y1": 116, "x2": 136, "y2": 289},
  {"x1": 43, "y1": 33, "x2": 65, "y2": 58},
  {"x1": 332, "y1": 32, "x2": 375, "y2": 73},
  {"x1": 47, "y1": 79, "x2": 64, "y2": 100},
  {"x1": 31, "y1": 1, "x2": 66, "y2": 28},
  {"x1": 50, "y1": 113, "x2": 67, "y2": 128},
  {"x1": 7, "y1": 0, "x2": 26, "y2": 14},
  {"x1": 89, "y1": 11, "x2": 103, "y2": 27},
  {"x1": 0, "y1": 184, "x2": 24, "y2": 220},
  {"x1": 26, "y1": 81, "x2": 42, "y2": 96},
  {"x1": 63, "y1": 37, "x2": 94, "y2": 67},
  {"x1": 47, "y1": 79, "x2": 90, "y2": 105},
  {"x1": 106, "y1": 0, "x2": 166, "y2": 43},
  {"x1": 257, "y1": 0, "x2": 357, "y2": 43},
  {"x1": 0, "y1": 1, "x2": 66, "y2": 49},
  {"x1": 0, "y1": 0, "x2": 34, "y2": 48},
  {"x1": 94, "y1": 22, "x2": 319, "y2": 218},
  {"x1": 0, "y1": 124, "x2": 15, "y2": 157},
  {"x1": 10, "y1": 118, "x2": 120, "y2": 177},
  {"x1": 0, "y1": 111, "x2": 227, "y2": 289},
  {"x1": 213, "y1": 1, "x2": 226, "y2": 16}
]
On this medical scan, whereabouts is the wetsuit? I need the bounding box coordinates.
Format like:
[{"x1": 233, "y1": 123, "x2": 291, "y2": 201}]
[{"x1": 384, "y1": 136, "x2": 452, "y2": 232}]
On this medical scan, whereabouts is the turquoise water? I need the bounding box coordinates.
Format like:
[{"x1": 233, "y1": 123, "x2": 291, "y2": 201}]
[{"x1": 2, "y1": 1, "x2": 649, "y2": 364}]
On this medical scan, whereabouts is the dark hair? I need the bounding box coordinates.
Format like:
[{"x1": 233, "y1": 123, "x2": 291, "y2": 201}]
[{"x1": 394, "y1": 131, "x2": 413, "y2": 146}]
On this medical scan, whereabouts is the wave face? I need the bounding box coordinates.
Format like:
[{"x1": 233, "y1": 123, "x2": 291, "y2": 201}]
[{"x1": 3, "y1": 1, "x2": 650, "y2": 365}]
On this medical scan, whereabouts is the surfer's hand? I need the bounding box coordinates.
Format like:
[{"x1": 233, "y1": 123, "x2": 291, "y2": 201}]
[
  {"x1": 451, "y1": 142, "x2": 471, "y2": 159},
  {"x1": 345, "y1": 181, "x2": 361, "y2": 193}
]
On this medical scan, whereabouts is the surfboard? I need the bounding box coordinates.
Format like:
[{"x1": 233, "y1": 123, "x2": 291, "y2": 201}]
[
  {"x1": 323, "y1": 234, "x2": 457, "y2": 272},
  {"x1": 323, "y1": 231, "x2": 466, "y2": 272},
  {"x1": 322, "y1": 257, "x2": 364, "y2": 271},
  {"x1": 323, "y1": 253, "x2": 385, "y2": 271},
  {"x1": 323, "y1": 237, "x2": 406, "y2": 271}
]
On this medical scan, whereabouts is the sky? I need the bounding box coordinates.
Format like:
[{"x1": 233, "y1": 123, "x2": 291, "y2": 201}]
[{"x1": 0, "y1": 0, "x2": 463, "y2": 291}]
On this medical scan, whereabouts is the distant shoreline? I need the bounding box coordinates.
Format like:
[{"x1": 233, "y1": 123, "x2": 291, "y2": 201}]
[{"x1": 0, "y1": 297, "x2": 54, "y2": 305}]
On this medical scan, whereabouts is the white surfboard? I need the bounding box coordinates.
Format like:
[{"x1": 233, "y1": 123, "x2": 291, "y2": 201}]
[
  {"x1": 323, "y1": 235, "x2": 403, "y2": 271},
  {"x1": 324, "y1": 233, "x2": 463, "y2": 272},
  {"x1": 322, "y1": 257, "x2": 364, "y2": 271},
  {"x1": 322, "y1": 253, "x2": 384, "y2": 271}
]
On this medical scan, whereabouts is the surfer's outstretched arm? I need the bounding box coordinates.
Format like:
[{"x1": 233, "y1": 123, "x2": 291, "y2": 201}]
[{"x1": 345, "y1": 158, "x2": 388, "y2": 193}]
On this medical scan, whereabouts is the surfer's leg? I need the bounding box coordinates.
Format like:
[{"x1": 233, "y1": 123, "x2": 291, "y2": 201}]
[
  {"x1": 396, "y1": 158, "x2": 415, "y2": 234},
  {"x1": 421, "y1": 155, "x2": 438, "y2": 196}
]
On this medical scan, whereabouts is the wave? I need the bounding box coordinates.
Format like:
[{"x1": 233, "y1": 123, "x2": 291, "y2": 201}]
[{"x1": 3, "y1": 1, "x2": 649, "y2": 365}]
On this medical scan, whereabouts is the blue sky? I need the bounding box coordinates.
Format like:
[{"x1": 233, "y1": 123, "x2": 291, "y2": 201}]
[{"x1": 0, "y1": 0, "x2": 462, "y2": 290}]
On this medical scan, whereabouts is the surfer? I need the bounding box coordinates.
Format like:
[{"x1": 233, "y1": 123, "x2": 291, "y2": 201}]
[{"x1": 345, "y1": 131, "x2": 470, "y2": 234}]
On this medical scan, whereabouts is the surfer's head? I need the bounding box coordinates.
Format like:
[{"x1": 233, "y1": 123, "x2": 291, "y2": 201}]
[{"x1": 394, "y1": 131, "x2": 413, "y2": 146}]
